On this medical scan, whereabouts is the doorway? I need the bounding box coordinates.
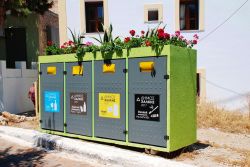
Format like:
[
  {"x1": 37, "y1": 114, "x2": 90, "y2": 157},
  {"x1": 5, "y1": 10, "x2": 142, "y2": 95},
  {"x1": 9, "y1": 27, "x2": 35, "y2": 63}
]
[{"x1": 5, "y1": 27, "x2": 27, "y2": 68}]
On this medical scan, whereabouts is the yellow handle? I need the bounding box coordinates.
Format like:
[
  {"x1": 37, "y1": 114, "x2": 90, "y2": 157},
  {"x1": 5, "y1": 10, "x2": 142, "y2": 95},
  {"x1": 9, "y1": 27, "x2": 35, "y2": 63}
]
[
  {"x1": 139, "y1": 62, "x2": 154, "y2": 72},
  {"x1": 72, "y1": 65, "x2": 83, "y2": 75},
  {"x1": 103, "y1": 64, "x2": 116, "y2": 73},
  {"x1": 47, "y1": 66, "x2": 56, "y2": 75}
]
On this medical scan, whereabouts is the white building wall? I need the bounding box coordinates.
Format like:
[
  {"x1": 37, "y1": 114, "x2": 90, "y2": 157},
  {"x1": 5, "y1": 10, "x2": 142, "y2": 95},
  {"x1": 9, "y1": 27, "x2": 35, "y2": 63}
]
[
  {"x1": 0, "y1": 61, "x2": 37, "y2": 114},
  {"x1": 65, "y1": 0, "x2": 250, "y2": 112}
]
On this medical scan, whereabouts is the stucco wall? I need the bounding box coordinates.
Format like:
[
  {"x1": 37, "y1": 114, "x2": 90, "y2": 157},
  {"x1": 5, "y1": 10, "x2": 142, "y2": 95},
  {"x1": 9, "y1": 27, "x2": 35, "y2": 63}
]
[{"x1": 64, "y1": 0, "x2": 250, "y2": 112}]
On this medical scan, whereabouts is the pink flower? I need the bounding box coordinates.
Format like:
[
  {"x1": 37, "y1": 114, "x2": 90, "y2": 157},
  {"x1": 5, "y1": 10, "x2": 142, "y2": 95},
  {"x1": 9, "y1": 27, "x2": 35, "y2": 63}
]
[
  {"x1": 85, "y1": 41, "x2": 93, "y2": 46},
  {"x1": 193, "y1": 34, "x2": 199, "y2": 39},
  {"x1": 61, "y1": 45, "x2": 66, "y2": 49},
  {"x1": 179, "y1": 35, "x2": 184, "y2": 39},
  {"x1": 124, "y1": 37, "x2": 131, "y2": 43},
  {"x1": 68, "y1": 40, "x2": 74, "y2": 45},
  {"x1": 175, "y1": 31, "x2": 181, "y2": 37},
  {"x1": 129, "y1": 30, "x2": 136, "y2": 36},
  {"x1": 192, "y1": 40, "x2": 198, "y2": 44}
]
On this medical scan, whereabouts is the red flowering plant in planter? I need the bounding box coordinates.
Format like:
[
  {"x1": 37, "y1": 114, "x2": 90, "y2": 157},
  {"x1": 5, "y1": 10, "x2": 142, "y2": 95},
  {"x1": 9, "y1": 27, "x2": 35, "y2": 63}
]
[
  {"x1": 44, "y1": 24, "x2": 198, "y2": 59},
  {"x1": 123, "y1": 29, "x2": 144, "y2": 49},
  {"x1": 45, "y1": 40, "x2": 63, "y2": 55}
]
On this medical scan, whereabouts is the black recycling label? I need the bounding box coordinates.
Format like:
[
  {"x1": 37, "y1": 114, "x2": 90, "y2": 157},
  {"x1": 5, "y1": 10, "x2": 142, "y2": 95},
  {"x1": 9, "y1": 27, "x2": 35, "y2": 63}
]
[
  {"x1": 70, "y1": 93, "x2": 87, "y2": 115},
  {"x1": 135, "y1": 94, "x2": 160, "y2": 121}
]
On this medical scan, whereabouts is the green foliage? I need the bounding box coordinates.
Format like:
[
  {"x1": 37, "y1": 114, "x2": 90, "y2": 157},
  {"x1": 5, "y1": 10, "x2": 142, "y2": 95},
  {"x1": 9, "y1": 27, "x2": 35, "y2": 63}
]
[
  {"x1": 45, "y1": 44, "x2": 62, "y2": 55},
  {"x1": 92, "y1": 24, "x2": 119, "y2": 44},
  {"x1": 3, "y1": 0, "x2": 53, "y2": 16}
]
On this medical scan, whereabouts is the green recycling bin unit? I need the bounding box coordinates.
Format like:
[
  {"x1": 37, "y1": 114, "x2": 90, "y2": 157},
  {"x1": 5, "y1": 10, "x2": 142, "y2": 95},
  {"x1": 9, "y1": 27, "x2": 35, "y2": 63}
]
[{"x1": 39, "y1": 45, "x2": 197, "y2": 152}]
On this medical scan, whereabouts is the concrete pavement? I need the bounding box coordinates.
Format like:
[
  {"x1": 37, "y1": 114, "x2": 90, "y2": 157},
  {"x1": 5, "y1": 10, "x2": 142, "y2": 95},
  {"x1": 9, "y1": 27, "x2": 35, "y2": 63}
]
[{"x1": 0, "y1": 126, "x2": 194, "y2": 167}]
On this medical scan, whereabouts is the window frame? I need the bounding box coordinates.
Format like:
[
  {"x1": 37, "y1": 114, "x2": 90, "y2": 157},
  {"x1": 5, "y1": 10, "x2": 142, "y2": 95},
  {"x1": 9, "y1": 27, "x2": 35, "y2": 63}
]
[
  {"x1": 144, "y1": 4, "x2": 163, "y2": 23},
  {"x1": 175, "y1": 0, "x2": 204, "y2": 32},
  {"x1": 85, "y1": 1, "x2": 104, "y2": 33},
  {"x1": 180, "y1": 0, "x2": 199, "y2": 30},
  {"x1": 80, "y1": 0, "x2": 108, "y2": 34}
]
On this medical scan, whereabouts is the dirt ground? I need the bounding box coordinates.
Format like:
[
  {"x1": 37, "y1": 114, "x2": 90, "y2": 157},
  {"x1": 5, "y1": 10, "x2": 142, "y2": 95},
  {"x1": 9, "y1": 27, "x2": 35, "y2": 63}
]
[{"x1": 176, "y1": 129, "x2": 250, "y2": 167}]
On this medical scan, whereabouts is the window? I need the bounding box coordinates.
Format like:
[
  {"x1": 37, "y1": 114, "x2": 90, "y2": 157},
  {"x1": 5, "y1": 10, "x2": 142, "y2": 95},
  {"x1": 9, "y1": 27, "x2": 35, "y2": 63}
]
[
  {"x1": 148, "y1": 10, "x2": 159, "y2": 21},
  {"x1": 180, "y1": 0, "x2": 199, "y2": 30},
  {"x1": 85, "y1": 2, "x2": 104, "y2": 33},
  {"x1": 144, "y1": 4, "x2": 163, "y2": 22}
]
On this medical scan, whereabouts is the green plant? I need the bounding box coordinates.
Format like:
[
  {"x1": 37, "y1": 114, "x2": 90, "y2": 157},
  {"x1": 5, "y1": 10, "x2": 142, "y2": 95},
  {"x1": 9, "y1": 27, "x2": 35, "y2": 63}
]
[
  {"x1": 67, "y1": 28, "x2": 85, "y2": 59},
  {"x1": 45, "y1": 41, "x2": 62, "y2": 55}
]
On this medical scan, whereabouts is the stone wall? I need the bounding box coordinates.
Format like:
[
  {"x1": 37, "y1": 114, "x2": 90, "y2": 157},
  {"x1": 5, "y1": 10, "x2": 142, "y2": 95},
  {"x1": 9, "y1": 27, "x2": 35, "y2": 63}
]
[{"x1": 38, "y1": 11, "x2": 59, "y2": 55}]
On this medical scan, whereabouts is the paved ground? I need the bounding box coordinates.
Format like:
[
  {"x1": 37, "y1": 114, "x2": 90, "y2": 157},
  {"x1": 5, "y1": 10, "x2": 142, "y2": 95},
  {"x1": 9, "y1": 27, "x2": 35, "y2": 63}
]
[
  {"x1": 0, "y1": 126, "x2": 193, "y2": 167},
  {"x1": 0, "y1": 136, "x2": 94, "y2": 167}
]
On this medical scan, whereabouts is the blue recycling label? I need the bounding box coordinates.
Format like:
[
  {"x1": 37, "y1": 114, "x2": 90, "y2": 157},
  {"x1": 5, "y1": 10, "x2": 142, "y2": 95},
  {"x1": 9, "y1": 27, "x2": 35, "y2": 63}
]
[{"x1": 44, "y1": 91, "x2": 60, "y2": 112}]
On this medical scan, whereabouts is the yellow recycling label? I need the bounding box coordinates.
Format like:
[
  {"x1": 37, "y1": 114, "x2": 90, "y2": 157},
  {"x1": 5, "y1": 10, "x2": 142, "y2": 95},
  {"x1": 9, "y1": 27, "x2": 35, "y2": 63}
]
[{"x1": 99, "y1": 93, "x2": 120, "y2": 119}]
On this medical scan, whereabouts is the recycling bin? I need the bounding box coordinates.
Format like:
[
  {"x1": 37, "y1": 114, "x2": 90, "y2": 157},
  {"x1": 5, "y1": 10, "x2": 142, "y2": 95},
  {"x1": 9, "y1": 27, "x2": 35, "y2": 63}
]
[
  {"x1": 65, "y1": 62, "x2": 92, "y2": 136},
  {"x1": 94, "y1": 59, "x2": 126, "y2": 141},
  {"x1": 128, "y1": 56, "x2": 167, "y2": 147},
  {"x1": 40, "y1": 63, "x2": 64, "y2": 131},
  {"x1": 39, "y1": 45, "x2": 197, "y2": 153}
]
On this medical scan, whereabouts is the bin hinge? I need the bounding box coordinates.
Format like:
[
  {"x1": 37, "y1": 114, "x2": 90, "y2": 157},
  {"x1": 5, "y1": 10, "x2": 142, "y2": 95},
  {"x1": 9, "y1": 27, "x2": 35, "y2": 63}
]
[
  {"x1": 64, "y1": 123, "x2": 67, "y2": 127},
  {"x1": 39, "y1": 71, "x2": 42, "y2": 75},
  {"x1": 123, "y1": 130, "x2": 128, "y2": 134},
  {"x1": 63, "y1": 71, "x2": 67, "y2": 75},
  {"x1": 123, "y1": 69, "x2": 128, "y2": 73},
  {"x1": 164, "y1": 135, "x2": 169, "y2": 140},
  {"x1": 164, "y1": 74, "x2": 170, "y2": 80},
  {"x1": 39, "y1": 120, "x2": 43, "y2": 123}
]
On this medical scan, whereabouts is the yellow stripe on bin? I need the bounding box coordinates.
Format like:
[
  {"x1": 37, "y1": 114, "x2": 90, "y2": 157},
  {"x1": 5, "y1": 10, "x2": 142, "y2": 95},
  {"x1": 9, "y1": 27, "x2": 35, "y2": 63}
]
[
  {"x1": 139, "y1": 62, "x2": 154, "y2": 72},
  {"x1": 103, "y1": 64, "x2": 115, "y2": 73},
  {"x1": 72, "y1": 65, "x2": 83, "y2": 75},
  {"x1": 47, "y1": 66, "x2": 56, "y2": 75}
]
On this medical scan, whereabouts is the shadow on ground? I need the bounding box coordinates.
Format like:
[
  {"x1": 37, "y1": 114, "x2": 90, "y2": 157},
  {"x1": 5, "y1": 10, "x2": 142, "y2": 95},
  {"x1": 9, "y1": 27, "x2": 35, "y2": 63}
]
[
  {"x1": 62, "y1": 134, "x2": 210, "y2": 159},
  {"x1": 0, "y1": 147, "x2": 45, "y2": 167},
  {"x1": 16, "y1": 110, "x2": 36, "y2": 117}
]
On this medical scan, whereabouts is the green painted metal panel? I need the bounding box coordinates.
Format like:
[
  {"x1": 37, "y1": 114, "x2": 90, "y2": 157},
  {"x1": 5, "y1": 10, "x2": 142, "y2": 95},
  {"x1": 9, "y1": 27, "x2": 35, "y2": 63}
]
[{"x1": 167, "y1": 46, "x2": 197, "y2": 152}]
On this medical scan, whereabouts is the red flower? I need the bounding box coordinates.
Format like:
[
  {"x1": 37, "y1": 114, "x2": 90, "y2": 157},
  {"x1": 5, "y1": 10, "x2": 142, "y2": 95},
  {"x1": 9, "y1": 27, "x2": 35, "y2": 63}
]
[
  {"x1": 192, "y1": 40, "x2": 198, "y2": 44},
  {"x1": 158, "y1": 32, "x2": 165, "y2": 39},
  {"x1": 145, "y1": 40, "x2": 151, "y2": 46},
  {"x1": 141, "y1": 30, "x2": 145, "y2": 35},
  {"x1": 129, "y1": 30, "x2": 136, "y2": 36},
  {"x1": 157, "y1": 29, "x2": 164, "y2": 34},
  {"x1": 164, "y1": 33, "x2": 170, "y2": 39},
  {"x1": 47, "y1": 40, "x2": 53, "y2": 46},
  {"x1": 61, "y1": 45, "x2": 66, "y2": 49},
  {"x1": 124, "y1": 37, "x2": 131, "y2": 43}
]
